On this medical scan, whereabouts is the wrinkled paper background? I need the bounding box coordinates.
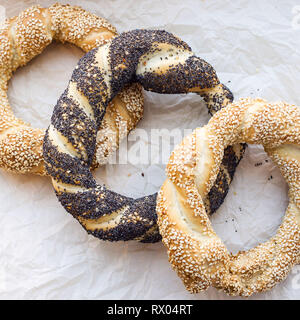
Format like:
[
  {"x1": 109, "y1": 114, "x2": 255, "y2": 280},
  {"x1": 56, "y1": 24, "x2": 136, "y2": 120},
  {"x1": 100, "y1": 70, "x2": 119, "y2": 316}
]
[{"x1": 0, "y1": 0, "x2": 299, "y2": 300}]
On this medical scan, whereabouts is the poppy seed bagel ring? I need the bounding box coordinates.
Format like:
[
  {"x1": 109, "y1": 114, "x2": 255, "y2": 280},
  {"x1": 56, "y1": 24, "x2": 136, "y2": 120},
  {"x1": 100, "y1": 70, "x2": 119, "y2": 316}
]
[
  {"x1": 157, "y1": 97, "x2": 300, "y2": 296},
  {"x1": 43, "y1": 29, "x2": 246, "y2": 243},
  {"x1": 0, "y1": 3, "x2": 143, "y2": 174}
]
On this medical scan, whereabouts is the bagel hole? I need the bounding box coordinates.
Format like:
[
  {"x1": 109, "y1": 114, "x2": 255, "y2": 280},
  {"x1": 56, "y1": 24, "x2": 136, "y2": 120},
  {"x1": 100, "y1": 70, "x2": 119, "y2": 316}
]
[
  {"x1": 210, "y1": 144, "x2": 288, "y2": 255},
  {"x1": 8, "y1": 42, "x2": 84, "y2": 128},
  {"x1": 93, "y1": 91, "x2": 209, "y2": 198}
]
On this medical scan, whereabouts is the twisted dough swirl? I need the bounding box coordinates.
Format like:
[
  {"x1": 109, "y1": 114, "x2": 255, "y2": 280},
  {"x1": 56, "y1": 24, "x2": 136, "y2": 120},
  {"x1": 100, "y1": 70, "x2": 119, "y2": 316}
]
[
  {"x1": 44, "y1": 29, "x2": 245, "y2": 243},
  {"x1": 157, "y1": 98, "x2": 300, "y2": 296},
  {"x1": 0, "y1": 3, "x2": 143, "y2": 174}
]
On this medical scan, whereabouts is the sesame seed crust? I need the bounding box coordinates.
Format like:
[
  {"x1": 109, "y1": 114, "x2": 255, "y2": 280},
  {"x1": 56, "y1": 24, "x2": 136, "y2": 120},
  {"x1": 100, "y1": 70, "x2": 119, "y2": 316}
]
[
  {"x1": 44, "y1": 29, "x2": 245, "y2": 243},
  {"x1": 0, "y1": 3, "x2": 143, "y2": 175},
  {"x1": 156, "y1": 97, "x2": 300, "y2": 296}
]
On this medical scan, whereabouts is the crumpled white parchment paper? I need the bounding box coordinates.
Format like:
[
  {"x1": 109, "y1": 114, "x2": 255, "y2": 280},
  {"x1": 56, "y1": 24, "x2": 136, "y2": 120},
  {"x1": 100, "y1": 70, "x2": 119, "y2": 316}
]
[{"x1": 0, "y1": 0, "x2": 299, "y2": 300}]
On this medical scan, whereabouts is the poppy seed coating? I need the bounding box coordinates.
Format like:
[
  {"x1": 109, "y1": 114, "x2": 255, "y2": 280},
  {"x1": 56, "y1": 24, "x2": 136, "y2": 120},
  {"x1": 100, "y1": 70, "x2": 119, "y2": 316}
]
[{"x1": 44, "y1": 29, "x2": 245, "y2": 242}]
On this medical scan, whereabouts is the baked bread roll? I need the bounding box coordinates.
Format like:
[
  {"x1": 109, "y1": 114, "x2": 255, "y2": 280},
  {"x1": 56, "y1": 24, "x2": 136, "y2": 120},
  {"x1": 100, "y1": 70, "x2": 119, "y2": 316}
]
[
  {"x1": 157, "y1": 97, "x2": 300, "y2": 296},
  {"x1": 44, "y1": 29, "x2": 245, "y2": 243},
  {"x1": 0, "y1": 3, "x2": 143, "y2": 174}
]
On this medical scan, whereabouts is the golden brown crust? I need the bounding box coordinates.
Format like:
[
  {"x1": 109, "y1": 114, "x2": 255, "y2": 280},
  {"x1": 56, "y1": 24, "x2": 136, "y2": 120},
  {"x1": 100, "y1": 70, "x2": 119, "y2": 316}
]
[
  {"x1": 0, "y1": 3, "x2": 143, "y2": 175},
  {"x1": 157, "y1": 97, "x2": 300, "y2": 296}
]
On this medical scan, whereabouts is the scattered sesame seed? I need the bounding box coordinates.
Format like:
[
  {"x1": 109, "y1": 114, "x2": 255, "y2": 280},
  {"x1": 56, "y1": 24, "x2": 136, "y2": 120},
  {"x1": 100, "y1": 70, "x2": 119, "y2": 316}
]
[{"x1": 0, "y1": 3, "x2": 143, "y2": 174}]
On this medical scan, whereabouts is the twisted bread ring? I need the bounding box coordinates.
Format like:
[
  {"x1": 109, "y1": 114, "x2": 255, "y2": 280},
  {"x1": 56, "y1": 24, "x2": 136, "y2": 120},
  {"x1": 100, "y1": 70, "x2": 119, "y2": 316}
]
[
  {"x1": 157, "y1": 97, "x2": 300, "y2": 296},
  {"x1": 43, "y1": 29, "x2": 245, "y2": 243},
  {"x1": 0, "y1": 3, "x2": 143, "y2": 174}
]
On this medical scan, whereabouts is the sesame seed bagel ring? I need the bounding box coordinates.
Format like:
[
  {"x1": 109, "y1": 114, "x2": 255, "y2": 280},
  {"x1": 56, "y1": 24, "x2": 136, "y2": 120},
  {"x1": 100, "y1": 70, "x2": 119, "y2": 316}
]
[
  {"x1": 43, "y1": 29, "x2": 246, "y2": 243},
  {"x1": 157, "y1": 97, "x2": 300, "y2": 296},
  {"x1": 0, "y1": 3, "x2": 143, "y2": 174}
]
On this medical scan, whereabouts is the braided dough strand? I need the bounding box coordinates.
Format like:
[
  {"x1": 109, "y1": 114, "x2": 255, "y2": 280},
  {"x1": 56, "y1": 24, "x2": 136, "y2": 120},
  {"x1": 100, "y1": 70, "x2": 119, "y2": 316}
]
[
  {"x1": 157, "y1": 97, "x2": 300, "y2": 296},
  {"x1": 0, "y1": 3, "x2": 143, "y2": 174},
  {"x1": 44, "y1": 29, "x2": 245, "y2": 243}
]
